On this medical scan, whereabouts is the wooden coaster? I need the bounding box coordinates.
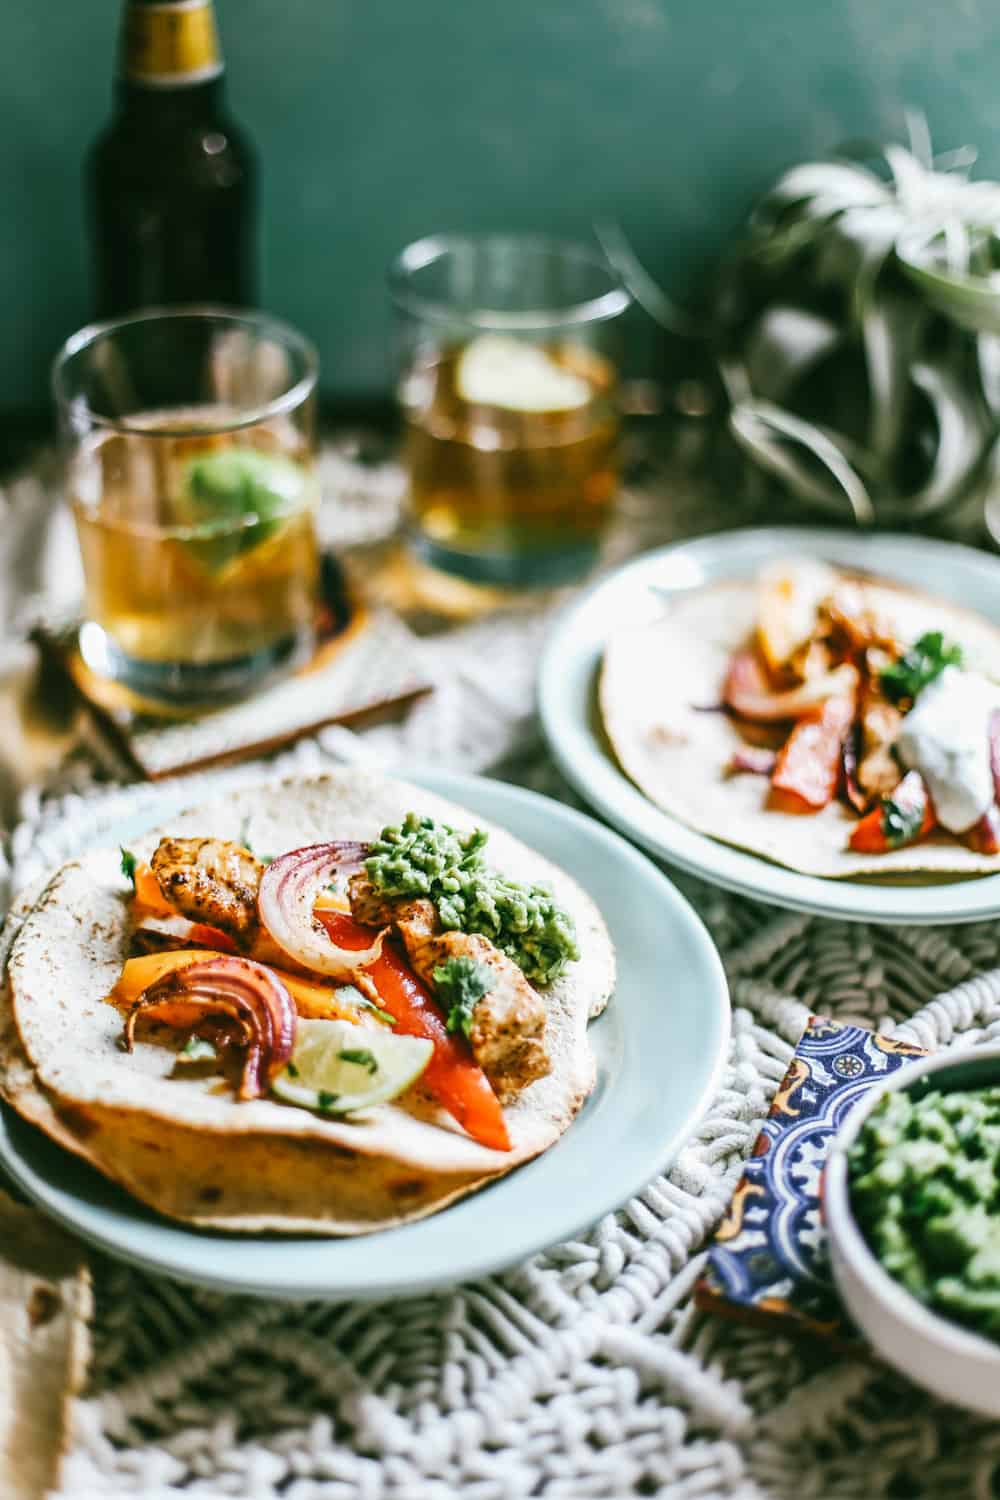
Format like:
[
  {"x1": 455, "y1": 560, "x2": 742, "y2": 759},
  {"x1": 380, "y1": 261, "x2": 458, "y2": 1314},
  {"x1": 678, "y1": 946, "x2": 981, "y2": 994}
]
[{"x1": 35, "y1": 559, "x2": 433, "y2": 779}]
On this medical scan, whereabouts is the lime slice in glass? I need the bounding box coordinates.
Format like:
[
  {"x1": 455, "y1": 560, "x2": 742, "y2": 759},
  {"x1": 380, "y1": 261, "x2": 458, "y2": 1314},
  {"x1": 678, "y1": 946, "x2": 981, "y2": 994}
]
[
  {"x1": 270, "y1": 1019, "x2": 433, "y2": 1115},
  {"x1": 455, "y1": 334, "x2": 591, "y2": 412},
  {"x1": 178, "y1": 448, "x2": 309, "y2": 572}
]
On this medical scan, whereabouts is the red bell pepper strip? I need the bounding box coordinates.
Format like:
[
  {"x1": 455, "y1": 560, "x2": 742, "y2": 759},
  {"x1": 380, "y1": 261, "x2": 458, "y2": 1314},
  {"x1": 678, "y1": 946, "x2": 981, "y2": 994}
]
[
  {"x1": 770, "y1": 693, "x2": 857, "y2": 812},
  {"x1": 316, "y1": 910, "x2": 511, "y2": 1152},
  {"x1": 848, "y1": 769, "x2": 936, "y2": 853},
  {"x1": 966, "y1": 805, "x2": 1000, "y2": 855}
]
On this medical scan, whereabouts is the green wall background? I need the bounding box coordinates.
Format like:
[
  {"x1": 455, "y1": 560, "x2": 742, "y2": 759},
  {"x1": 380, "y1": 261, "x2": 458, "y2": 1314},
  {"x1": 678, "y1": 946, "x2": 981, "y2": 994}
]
[{"x1": 5, "y1": 0, "x2": 1000, "y2": 414}]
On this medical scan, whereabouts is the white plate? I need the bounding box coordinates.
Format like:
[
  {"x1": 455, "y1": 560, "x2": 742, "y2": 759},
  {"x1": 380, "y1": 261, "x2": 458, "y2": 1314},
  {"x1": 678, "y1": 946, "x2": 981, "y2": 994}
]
[
  {"x1": 539, "y1": 526, "x2": 1000, "y2": 925},
  {"x1": 0, "y1": 769, "x2": 729, "y2": 1300}
]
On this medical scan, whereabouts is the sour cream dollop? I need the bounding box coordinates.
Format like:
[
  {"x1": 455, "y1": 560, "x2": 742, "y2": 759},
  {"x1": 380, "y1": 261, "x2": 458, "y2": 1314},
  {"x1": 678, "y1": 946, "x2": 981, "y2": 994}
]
[{"x1": 896, "y1": 666, "x2": 1000, "y2": 833}]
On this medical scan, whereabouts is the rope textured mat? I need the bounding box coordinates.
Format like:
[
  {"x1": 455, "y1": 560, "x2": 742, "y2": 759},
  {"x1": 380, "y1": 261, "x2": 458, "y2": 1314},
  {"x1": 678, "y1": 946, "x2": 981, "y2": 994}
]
[
  {"x1": 6, "y1": 745, "x2": 1000, "y2": 1500},
  {"x1": 3, "y1": 442, "x2": 999, "y2": 1498}
]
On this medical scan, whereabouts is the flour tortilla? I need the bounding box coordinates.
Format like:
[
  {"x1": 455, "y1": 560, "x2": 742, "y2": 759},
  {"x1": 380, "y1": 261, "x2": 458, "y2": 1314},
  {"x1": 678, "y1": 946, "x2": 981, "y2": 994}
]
[
  {"x1": 0, "y1": 770, "x2": 614, "y2": 1235},
  {"x1": 601, "y1": 573, "x2": 1000, "y2": 880}
]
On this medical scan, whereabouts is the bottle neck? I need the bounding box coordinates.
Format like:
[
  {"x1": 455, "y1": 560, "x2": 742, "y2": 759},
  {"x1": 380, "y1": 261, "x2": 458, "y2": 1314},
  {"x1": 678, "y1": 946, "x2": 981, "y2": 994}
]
[
  {"x1": 117, "y1": 0, "x2": 225, "y2": 95},
  {"x1": 116, "y1": 74, "x2": 226, "y2": 126}
]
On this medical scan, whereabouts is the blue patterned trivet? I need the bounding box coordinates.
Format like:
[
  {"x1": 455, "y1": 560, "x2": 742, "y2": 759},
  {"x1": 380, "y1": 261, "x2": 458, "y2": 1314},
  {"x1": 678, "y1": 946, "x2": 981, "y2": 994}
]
[{"x1": 696, "y1": 1018, "x2": 927, "y2": 1342}]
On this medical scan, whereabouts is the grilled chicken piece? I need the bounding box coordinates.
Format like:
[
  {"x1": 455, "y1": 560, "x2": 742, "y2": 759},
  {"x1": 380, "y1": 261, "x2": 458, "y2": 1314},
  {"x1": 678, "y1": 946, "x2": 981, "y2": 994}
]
[
  {"x1": 823, "y1": 581, "x2": 901, "y2": 657},
  {"x1": 150, "y1": 837, "x2": 264, "y2": 951},
  {"x1": 857, "y1": 676, "x2": 904, "y2": 800},
  {"x1": 346, "y1": 876, "x2": 431, "y2": 931},
  {"x1": 348, "y1": 873, "x2": 551, "y2": 1101}
]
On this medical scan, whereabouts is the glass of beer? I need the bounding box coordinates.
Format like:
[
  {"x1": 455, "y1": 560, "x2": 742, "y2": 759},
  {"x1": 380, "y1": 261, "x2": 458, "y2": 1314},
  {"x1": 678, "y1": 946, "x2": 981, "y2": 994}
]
[
  {"x1": 389, "y1": 234, "x2": 630, "y2": 588},
  {"x1": 53, "y1": 307, "x2": 320, "y2": 705}
]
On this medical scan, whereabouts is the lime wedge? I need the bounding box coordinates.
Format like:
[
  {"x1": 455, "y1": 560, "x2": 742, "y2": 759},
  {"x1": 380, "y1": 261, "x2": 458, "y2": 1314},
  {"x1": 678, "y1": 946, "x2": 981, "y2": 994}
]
[
  {"x1": 270, "y1": 1019, "x2": 433, "y2": 1115},
  {"x1": 177, "y1": 448, "x2": 310, "y2": 572},
  {"x1": 455, "y1": 334, "x2": 591, "y2": 412}
]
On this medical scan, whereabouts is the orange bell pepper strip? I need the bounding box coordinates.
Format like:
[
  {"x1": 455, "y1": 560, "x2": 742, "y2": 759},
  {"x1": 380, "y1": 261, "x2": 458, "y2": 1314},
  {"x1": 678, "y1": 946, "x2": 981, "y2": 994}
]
[
  {"x1": 848, "y1": 769, "x2": 936, "y2": 854},
  {"x1": 770, "y1": 691, "x2": 857, "y2": 813},
  {"x1": 129, "y1": 863, "x2": 239, "y2": 952},
  {"x1": 131, "y1": 863, "x2": 174, "y2": 916},
  {"x1": 316, "y1": 910, "x2": 511, "y2": 1152},
  {"x1": 111, "y1": 949, "x2": 384, "y2": 1024}
]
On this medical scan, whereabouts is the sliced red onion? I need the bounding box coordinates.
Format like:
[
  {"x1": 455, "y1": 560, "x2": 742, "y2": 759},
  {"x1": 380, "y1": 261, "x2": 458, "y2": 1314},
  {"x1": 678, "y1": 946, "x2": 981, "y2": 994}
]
[
  {"x1": 723, "y1": 652, "x2": 858, "y2": 723},
  {"x1": 990, "y1": 709, "x2": 1000, "y2": 805},
  {"x1": 727, "y1": 746, "x2": 778, "y2": 776},
  {"x1": 258, "y1": 842, "x2": 384, "y2": 978},
  {"x1": 131, "y1": 912, "x2": 238, "y2": 953},
  {"x1": 124, "y1": 956, "x2": 297, "y2": 1099},
  {"x1": 841, "y1": 721, "x2": 867, "y2": 814}
]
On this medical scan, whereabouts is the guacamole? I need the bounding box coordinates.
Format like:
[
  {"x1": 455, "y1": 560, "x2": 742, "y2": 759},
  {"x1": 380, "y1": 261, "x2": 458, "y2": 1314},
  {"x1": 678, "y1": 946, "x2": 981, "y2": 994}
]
[
  {"x1": 366, "y1": 812, "x2": 579, "y2": 985},
  {"x1": 848, "y1": 1084, "x2": 1000, "y2": 1343}
]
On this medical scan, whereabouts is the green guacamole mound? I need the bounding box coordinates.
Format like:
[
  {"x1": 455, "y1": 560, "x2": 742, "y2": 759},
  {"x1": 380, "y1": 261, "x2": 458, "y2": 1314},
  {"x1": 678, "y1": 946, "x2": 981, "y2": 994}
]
[
  {"x1": 365, "y1": 812, "x2": 580, "y2": 986},
  {"x1": 849, "y1": 1084, "x2": 1000, "y2": 1344}
]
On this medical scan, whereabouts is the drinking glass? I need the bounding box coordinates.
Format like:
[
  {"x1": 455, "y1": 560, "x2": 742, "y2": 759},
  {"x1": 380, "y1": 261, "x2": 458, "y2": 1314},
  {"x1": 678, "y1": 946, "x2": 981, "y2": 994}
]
[
  {"x1": 53, "y1": 306, "x2": 320, "y2": 705},
  {"x1": 389, "y1": 234, "x2": 630, "y2": 587}
]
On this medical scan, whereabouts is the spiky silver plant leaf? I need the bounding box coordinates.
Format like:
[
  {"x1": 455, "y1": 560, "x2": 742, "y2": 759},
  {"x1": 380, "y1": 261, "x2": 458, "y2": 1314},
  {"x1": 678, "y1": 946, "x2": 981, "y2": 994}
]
[{"x1": 720, "y1": 129, "x2": 1000, "y2": 522}]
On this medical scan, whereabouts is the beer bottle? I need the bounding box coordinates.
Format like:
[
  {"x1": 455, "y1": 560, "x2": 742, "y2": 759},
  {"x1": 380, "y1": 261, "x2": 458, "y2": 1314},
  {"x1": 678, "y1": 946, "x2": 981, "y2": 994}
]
[{"x1": 88, "y1": 0, "x2": 256, "y2": 317}]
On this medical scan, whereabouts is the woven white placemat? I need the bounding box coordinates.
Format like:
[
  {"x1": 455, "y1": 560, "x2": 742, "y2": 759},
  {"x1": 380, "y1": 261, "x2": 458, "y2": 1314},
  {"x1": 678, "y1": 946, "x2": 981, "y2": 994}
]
[{"x1": 3, "y1": 442, "x2": 998, "y2": 1499}]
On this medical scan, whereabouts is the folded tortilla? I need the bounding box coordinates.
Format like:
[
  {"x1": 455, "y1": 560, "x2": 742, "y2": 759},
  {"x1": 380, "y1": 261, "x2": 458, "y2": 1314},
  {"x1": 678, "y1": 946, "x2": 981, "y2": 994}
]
[
  {"x1": 601, "y1": 573, "x2": 1000, "y2": 880},
  {"x1": 0, "y1": 770, "x2": 614, "y2": 1235}
]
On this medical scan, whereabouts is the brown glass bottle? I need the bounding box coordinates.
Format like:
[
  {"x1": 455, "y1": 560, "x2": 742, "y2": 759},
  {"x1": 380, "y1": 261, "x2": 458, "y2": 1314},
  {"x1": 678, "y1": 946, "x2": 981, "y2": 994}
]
[{"x1": 88, "y1": 0, "x2": 256, "y2": 317}]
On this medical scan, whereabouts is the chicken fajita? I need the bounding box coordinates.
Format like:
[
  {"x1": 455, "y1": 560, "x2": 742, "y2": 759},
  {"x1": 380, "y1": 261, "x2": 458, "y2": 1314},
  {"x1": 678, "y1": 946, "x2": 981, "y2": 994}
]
[{"x1": 0, "y1": 771, "x2": 614, "y2": 1234}]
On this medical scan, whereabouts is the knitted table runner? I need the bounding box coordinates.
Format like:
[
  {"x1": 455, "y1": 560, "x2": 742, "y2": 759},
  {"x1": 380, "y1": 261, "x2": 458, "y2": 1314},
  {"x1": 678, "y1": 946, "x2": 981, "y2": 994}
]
[{"x1": 2, "y1": 441, "x2": 998, "y2": 1499}]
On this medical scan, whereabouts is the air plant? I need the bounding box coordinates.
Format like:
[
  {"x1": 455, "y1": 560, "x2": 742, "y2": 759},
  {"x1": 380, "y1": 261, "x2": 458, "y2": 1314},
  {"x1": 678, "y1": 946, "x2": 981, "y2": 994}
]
[{"x1": 604, "y1": 119, "x2": 1000, "y2": 524}]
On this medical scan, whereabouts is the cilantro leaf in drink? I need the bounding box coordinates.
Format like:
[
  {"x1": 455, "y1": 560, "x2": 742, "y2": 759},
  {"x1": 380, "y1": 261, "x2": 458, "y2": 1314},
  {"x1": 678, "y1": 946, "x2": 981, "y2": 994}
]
[
  {"x1": 432, "y1": 956, "x2": 492, "y2": 1038},
  {"x1": 881, "y1": 631, "x2": 964, "y2": 704}
]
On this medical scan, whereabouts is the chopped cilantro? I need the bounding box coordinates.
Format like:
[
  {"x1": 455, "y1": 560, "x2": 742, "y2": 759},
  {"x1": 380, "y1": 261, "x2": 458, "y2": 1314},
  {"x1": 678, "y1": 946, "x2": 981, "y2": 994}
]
[
  {"x1": 366, "y1": 812, "x2": 579, "y2": 985},
  {"x1": 120, "y1": 847, "x2": 137, "y2": 890},
  {"x1": 333, "y1": 985, "x2": 396, "y2": 1027},
  {"x1": 317, "y1": 1090, "x2": 339, "y2": 1112},
  {"x1": 882, "y1": 793, "x2": 927, "y2": 849},
  {"x1": 882, "y1": 632, "x2": 964, "y2": 704},
  {"x1": 238, "y1": 818, "x2": 273, "y2": 864},
  {"x1": 179, "y1": 1035, "x2": 217, "y2": 1062},
  {"x1": 358, "y1": 997, "x2": 396, "y2": 1027},
  {"x1": 433, "y1": 956, "x2": 492, "y2": 1038},
  {"x1": 285, "y1": 1061, "x2": 299, "y2": 1078},
  {"x1": 338, "y1": 1047, "x2": 379, "y2": 1075}
]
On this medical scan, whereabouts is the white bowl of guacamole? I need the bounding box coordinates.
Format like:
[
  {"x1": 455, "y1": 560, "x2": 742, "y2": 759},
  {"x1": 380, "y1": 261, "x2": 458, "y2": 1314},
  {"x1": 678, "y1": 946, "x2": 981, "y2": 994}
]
[{"x1": 825, "y1": 1044, "x2": 1000, "y2": 1416}]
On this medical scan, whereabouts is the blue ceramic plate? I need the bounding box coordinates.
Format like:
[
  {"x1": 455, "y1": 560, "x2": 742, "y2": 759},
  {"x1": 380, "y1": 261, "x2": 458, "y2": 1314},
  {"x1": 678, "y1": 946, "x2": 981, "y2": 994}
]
[
  {"x1": 0, "y1": 770, "x2": 729, "y2": 1300},
  {"x1": 539, "y1": 527, "x2": 1000, "y2": 925}
]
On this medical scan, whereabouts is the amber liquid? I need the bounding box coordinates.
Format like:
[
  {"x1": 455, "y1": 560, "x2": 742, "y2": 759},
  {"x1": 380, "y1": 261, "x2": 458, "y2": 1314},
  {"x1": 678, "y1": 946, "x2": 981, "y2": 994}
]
[
  {"x1": 401, "y1": 343, "x2": 619, "y2": 585},
  {"x1": 71, "y1": 405, "x2": 319, "y2": 701}
]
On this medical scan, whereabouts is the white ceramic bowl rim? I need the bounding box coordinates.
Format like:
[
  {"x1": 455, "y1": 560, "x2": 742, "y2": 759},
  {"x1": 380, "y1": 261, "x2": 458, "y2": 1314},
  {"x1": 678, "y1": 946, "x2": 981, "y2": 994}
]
[{"x1": 825, "y1": 1042, "x2": 1000, "y2": 1367}]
